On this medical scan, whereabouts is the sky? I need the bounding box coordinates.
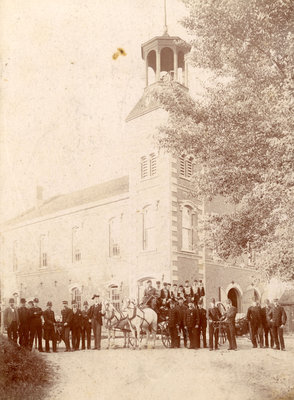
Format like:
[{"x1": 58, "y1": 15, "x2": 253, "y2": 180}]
[{"x1": 0, "y1": 0, "x2": 205, "y2": 222}]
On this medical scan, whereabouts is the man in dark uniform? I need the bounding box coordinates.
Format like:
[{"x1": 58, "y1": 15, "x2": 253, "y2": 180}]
[
  {"x1": 142, "y1": 280, "x2": 157, "y2": 307},
  {"x1": 155, "y1": 281, "x2": 162, "y2": 300},
  {"x1": 247, "y1": 299, "x2": 263, "y2": 348},
  {"x1": 167, "y1": 299, "x2": 179, "y2": 348},
  {"x1": 29, "y1": 298, "x2": 44, "y2": 352},
  {"x1": 224, "y1": 299, "x2": 237, "y2": 350},
  {"x1": 71, "y1": 301, "x2": 82, "y2": 350},
  {"x1": 176, "y1": 297, "x2": 188, "y2": 347},
  {"x1": 81, "y1": 301, "x2": 92, "y2": 350},
  {"x1": 183, "y1": 280, "x2": 193, "y2": 304},
  {"x1": 171, "y1": 284, "x2": 178, "y2": 300},
  {"x1": 89, "y1": 294, "x2": 104, "y2": 350},
  {"x1": 184, "y1": 301, "x2": 199, "y2": 349},
  {"x1": 4, "y1": 298, "x2": 19, "y2": 343},
  {"x1": 43, "y1": 301, "x2": 57, "y2": 353},
  {"x1": 18, "y1": 298, "x2": 30, "y2": 348},
  {"x1": 269, "y1": 298, "x2": 287, "y2": 351},
  {"x1": 261, "y1": 299, "x2": 274, "y2": 348},
  {"x1": 208, "y1": 298, "x2": 222, "y2": 351},
  {"x1": 27, "y1": 300, "x2": 34, "y2": 347},
  {"x1": 198, "y1": 300, "x2": 207, "y2": 348},
  {"x1": 61, "y1": 300, "x2": 73, "y2": 352}
]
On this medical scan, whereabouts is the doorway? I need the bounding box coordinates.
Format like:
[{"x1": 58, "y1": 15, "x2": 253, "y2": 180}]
[{"x1": 228, "y1": 288, "x2": 241, "y2": 312}]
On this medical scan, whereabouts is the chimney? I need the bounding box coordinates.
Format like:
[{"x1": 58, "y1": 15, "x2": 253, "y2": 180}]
[{"x1": 36, "y1": 185, "x2": 43, "y2": 208}]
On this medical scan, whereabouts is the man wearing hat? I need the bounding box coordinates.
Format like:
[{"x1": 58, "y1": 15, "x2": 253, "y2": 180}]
[
  {"x1": 18, "y1": 298, "x2": 30, "y2": 348},
  {"x1": 176, "y1": 297, "x2": 188, "y2": 348},
  {"x1": 184, "y1": 301, "x2": 199, "y2": 349},
  {"x1": 208, "y1": 298, "x2": 222, "y2": 350},
  {"x1": 184, "y1": 280, "x2": 193, "y2": 304},
  {"x1": 142, "y1": 280, "x2": 157, "y2": 307},
  {"x1": 198, "y1": 299, "x2": 207, "y2": 348},
  {"x1": 81, "y1": 301, "x2": 92, "y2": 350},
  {"x1": 247, "y1": 299, "x2": 263, "y2": 348},
  {"x1": 61, "y1": 300, "x2": 73, "y2": 351},
  {"x1": 43, "y1": 301, "x2": 57, "y2": 352},
  {"x1": 89, "y1": 295, "x2": 104, "y2": 350},
  {"x1": 224, "y1": 299, "x2": 237, "y2": 350},
  {"x1": 29, "y1": 298, "x2": 44, "y2": 352},
  {"x1": 269, "y1": 298, "x2": 287, "y2": 351},
  {"x1": 71, "y1": 301, "x2": 83, "y2": 351},
  {"x1": 4, "y1": 298, "x2": 19, "y2": 342},
  {"x1": 160, "y1": 282, "x2": 171, "y2": 302},
  {"x1": 167, "y1": 299, "x2": 179, "y2": 348},
  {"x1": 170, "y1": 283, "x2": 178, "y2": 300},
  {"x1": 261, "y1": 299, "x2": 274, "y2": 348}
]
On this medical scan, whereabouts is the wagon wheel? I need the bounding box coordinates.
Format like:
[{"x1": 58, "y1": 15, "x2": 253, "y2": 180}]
[
  {"x1": 161, "y1": 324, "x2": 171, "y2": 348},
  {"x1": 218, "y1": 324, "x2": 227, "y2": 346}
]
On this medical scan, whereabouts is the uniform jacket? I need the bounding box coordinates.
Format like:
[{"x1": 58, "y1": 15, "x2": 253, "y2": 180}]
[
  {"x1": 89, "y1": 304, "x2": 104, "y2": 325},
  {"x1": 18, "y1": 306, "x2": 30, "y2": 327},
  {"x1": 225, "y1": 306, "x2": 237, "y2": 325},
  {"x1": 43, "y1": 309, "x2": 56, "y2": 330},
  {"x1": 81, "y1": 309, "x2": 91, "y2": 329},
  {"x1": 71, "y1": 309, "x2": 83, "y2": 329},
  {"x1": 184, "y1": 308, "x2": 199, "y2": 328},
  {"x1": 29, "y1": 306, "x2": 43, "y2": 326},
  {"x1": 167, "y1": 307, "x2": 179, "y2": 328},
  {"x1": 208, "y1": 307, "x2": 222, "y2": 323},
  {"x1": 61, "y1": 307, "x2": 73, "y2": 327},
  {"x1": 247, "y1": 306, "x2": 262, "y2": 327},
  {"x1": 4, "y1": 307, "x2": 19, "y2": 328},
  {"x1": 269, "y1": 305, "x2": 287, "y2": 327},
  {"x1": 176, "y1": 304, "x2": 187, "y2": 325},
  {"x1": 160, "y1": 288, "x2": 171, "y2": 300},
  {"x1": 198, "y1": 308, "x2": 207, "y2": 328},
  {"x1": 261, "y1": 305, "x2": 272, "y2": 327}
]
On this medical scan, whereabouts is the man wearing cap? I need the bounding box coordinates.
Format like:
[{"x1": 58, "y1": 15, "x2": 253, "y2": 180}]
[
  {"x1": 167, "y1": 299, "x2": 179, "y2": 348},
  {"x1": 184, "y1": 301, "x2": 199, "y2": 349},
  {"x1": 247, "y1": 299, "x2": 263, "y2": 348},
  {"x1": 208, "y1": 298, "x2": 222, "y2": 350},
  {"x1": 43, "y1": 301, "x2": 57, "y2": 353},
  {"x1": 269, "y1": 298, "x2": 287, "y2": 351},
  {"x1": 177, "y1": 285, "x2": 186, "y2": 302},
  {"x1": 198, "y1": 300, "x2": 207, "y2": 348},
  {"x1": 142, "y1": 280, "x2": 157, "y2": 307},
  {"x1": 184, "y1": 280, "x2": 193, "y2": 304},
  {"x1": 61, "y1": 300, "x2": 73, "y2": 352},
  {"x1": 170, "y1": 283, "x2": 178, "y2": 300},
  {"x1": 71, "y1": 301, "x2": 83, "y2": 351},
  {"x1": 160, "y1": 282, "x2": 170, "y2": 302},
  {"x1": 81, "y1": 301, "x2": 92, "y2": 350},
  {"x1": 261, "y1": 299, "x2": 274, "y2": 348},
  {"x1": 89, "y1": 295, "x2": 104, "y2": 350},
  {"x1": 18, "y1": 298, "x2": 30, "y2": 348},
  {"x1": 29, "y1": 298, "x2": 44, "y2": 352},
  {"x1": 176, "y1": 297, "x2": 188, "y2": 348},
  {"x1": 4, "y1": 298, "x2": 19, "y2": 342},
  {"x1": 224, "y1": 299, "x2": 237, "y2": 350}
]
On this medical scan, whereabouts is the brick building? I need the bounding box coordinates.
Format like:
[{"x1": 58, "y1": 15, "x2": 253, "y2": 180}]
[{"x1": 0, "y1": 28, "x2": 263, "y2": 316}]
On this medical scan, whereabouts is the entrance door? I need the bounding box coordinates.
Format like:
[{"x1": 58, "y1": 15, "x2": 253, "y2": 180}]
[{"x1": 228, "y1": 288, "x2": 241, "y2": 312}]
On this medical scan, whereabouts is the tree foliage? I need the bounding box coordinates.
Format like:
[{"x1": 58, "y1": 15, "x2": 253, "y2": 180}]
[{"x1": 155, "y1": 0, "x2": 294, "y2": 280}]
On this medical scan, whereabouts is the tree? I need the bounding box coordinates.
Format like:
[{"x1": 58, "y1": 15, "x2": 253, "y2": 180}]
[{"x1": 155, "y1": 0, "x2": 294, "y2": 280}]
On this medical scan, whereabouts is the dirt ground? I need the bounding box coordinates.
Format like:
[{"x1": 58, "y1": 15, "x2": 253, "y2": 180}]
[{"x1": 43, "y1": 335, "x2": 294, "y2": 400}]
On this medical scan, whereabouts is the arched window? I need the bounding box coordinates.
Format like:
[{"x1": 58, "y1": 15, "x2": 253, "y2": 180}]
[
  {"x1": 142, "y1": 205, "x2": 156, "y2": 251},
  {"x1": 179, "y1": 155, "x2": 194, "y2": 179},
  {"x1": 71, "y1": 287, "x2": 81, "y2": 309},
  {"x1": 109, "y1": 217, "x2": 121, "y2": 257},
  {"x1": 181, "y1": 205, "x2": 196, "y2": 251}
]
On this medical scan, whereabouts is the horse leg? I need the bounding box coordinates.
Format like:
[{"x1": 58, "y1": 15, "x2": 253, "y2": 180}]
[{"x1": 106, "y1": 330, "x2": 110, "y2": 349}]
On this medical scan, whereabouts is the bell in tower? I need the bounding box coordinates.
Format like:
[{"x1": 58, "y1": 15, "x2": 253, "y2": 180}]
[{"x1": 126, "y1": 3, "x2": 191, "y2": 122}]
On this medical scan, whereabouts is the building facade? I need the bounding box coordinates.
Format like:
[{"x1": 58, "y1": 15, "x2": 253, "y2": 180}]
[{"x1": 0, "y1": 29, "x2": 263, "y2": 316}]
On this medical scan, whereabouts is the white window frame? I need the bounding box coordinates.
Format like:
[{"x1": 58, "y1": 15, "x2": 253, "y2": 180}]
[{"x1": 180, "y1": 202, "x2": 197, "y2": 252}]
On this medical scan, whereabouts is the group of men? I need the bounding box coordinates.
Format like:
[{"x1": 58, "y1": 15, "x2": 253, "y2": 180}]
[
  {"x1": 246, "y1": 298, "x2": 287, "y2": 351},
  {"x1": 3, "y1": 294, "x2": 104, "y2": 352}
]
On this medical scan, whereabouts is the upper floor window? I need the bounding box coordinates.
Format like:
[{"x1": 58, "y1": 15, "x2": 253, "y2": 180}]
[
  {"x1": 12, "y1": 241, "x2": 18, "y2": 271},
  {"x1": 109, "y1": 217, "x2": 121, "y2": 257},
  {"x1": 179, "y1": 155, "x2": 194, "y2": 179},
  {"x1": 181, "y1": 205, "x2": 196, "y2": 251},
  {"x1": 40, "y1": 234, "x2": 48, "y2": 267},
  {"x1": 141, "y1": 153, "x2": 157, "y2": 179},
  {"x1": 142, "y1": 205, "x2": 156, "y2": 251},
  {"x1": 72, "y1": 226, "x2": 82, "y2": 263}
]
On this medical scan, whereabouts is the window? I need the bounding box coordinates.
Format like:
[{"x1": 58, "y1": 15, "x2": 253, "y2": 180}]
[
  {"x1": 109, "y1": 217, "x2": 121, "y2": 257},
  {"x1": 179, "y1": 155, "x2": 194, "y2": 179},
  {"x1": 12, "y1": 241, "x2": 18, "y2": 271},
  {"x1": 72, "y1": 226, "x2": 82, "y2": 263},
  {"x1": 111, "y1": 287, "x2": 120, "y2": 310},
  {"x1": 40, "y1": 235, "x2": 48, "y2": 267},
  {"x1": 72, "y1": 287, "x2": 81, "y2": 309},
  {"x1": 142, "y1": 205, "x2": 156, "y2": 250},
  {"x1": 182, "y1": 206, "x2": 195, "y2": 251},
  {"x1": 141, "y1": 153, "x2": 157, "y2": 179}
]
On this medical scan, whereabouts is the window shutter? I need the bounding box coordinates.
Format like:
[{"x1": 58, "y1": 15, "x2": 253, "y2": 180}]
[
  {"x1": 180, "y1": 156, "x2": 185, "y2": 176},
  {"x1": 186, "y1": 158, "x2": 193, "y2": 178},
  {"x1": 141, "y1": 157, "x2": 148, "y2": 179},
  {"x1": 150, "y1": 153, "x2": 157, "y2": 176}
]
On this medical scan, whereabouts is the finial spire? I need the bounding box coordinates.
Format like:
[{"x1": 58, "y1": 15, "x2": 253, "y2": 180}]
[{"x1": 163, "y1": 0, "x2": 168, "y2": 35}]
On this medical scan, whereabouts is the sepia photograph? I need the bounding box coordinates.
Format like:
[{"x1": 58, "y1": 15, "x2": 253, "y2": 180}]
[{"x1": 0, "y1": 1, "x2": 293, "y2": 399}]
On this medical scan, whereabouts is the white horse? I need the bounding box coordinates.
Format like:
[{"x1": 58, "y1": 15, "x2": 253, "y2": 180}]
[
  {"x1": 122, "y1": 298, "x2": 158, "y2": 349},
  {"x1": 103, "y1": 301, "x2": 131, "y2": 349}
]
